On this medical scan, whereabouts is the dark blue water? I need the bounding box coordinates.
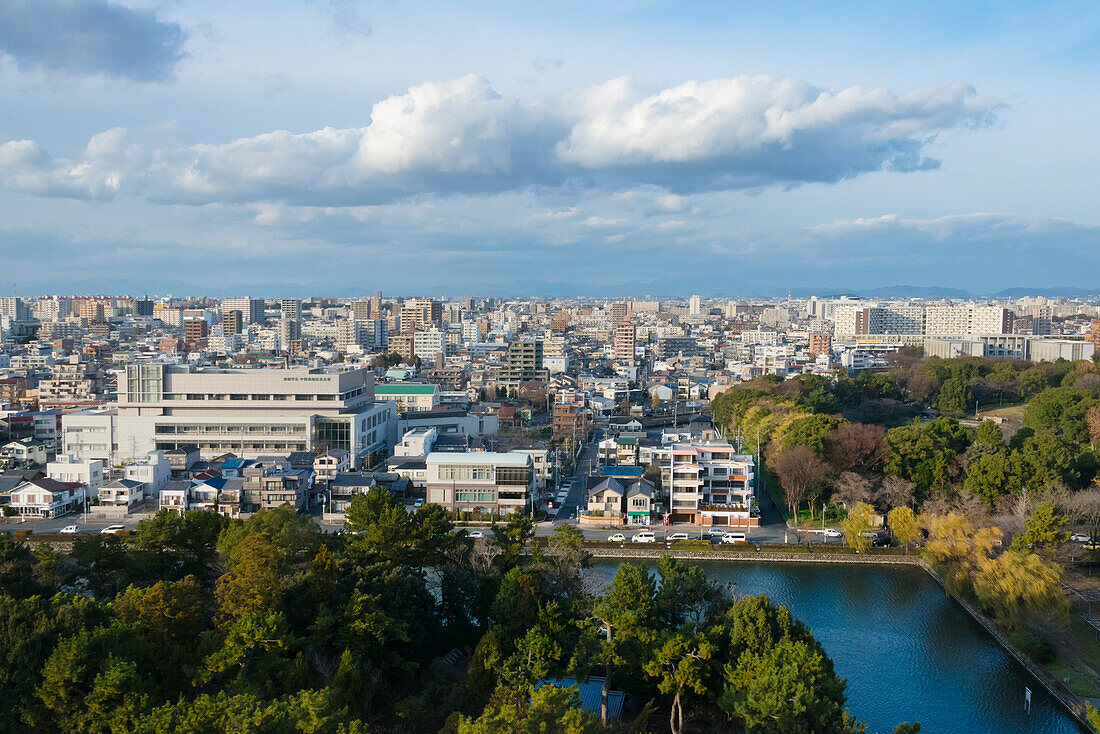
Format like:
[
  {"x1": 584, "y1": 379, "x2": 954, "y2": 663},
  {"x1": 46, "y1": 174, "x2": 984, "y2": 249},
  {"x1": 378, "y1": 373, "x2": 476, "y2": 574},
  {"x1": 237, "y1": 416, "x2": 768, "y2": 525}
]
[{"x1": 587, "y1": 560, "x2": 1084, "y2": 734}]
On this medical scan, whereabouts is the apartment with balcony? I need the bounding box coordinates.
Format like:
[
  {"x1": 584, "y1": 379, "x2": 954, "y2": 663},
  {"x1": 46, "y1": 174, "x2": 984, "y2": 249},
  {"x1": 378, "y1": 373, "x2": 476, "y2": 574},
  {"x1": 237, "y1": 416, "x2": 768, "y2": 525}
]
[{"x1": 648, "y1": 440, "x2": 756, "y2": 527}]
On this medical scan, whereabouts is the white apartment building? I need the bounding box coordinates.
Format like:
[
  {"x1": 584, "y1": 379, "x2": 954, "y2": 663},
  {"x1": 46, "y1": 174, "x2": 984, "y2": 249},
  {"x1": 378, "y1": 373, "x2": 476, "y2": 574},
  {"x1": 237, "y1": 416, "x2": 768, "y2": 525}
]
[
  {"x1": 124, "y1": 451, "x2": 171, "y2": 495},
  {"x1": 222, "y1": 297, "x2": 265, "y2": 324},
  {"x1": 834, "y1": 304, "x2": 1012, "y2": 340},
  {"x1": 413, "y1": 329, "x2": 447, "y2": 362},
  {"x1": 113, "y1": 364, "x2": 395, "y2": 468},
  {"x1": 46, "y1": 454, "x2": 104, "y2": 498},
  {"x1": 374, "y1": 383, "x2": 439, "y2": 412},
  {"x1": 62, "y1": 407, "x2": 117, "y2": 464},
  {"x1": 646, "y1": 440, "x2": 756, "y2": 527}
]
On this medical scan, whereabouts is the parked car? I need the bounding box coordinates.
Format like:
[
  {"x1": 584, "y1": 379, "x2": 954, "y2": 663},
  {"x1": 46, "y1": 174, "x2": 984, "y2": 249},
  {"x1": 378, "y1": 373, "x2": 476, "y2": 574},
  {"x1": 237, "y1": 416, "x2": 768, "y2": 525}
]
[
  {"x1": 822, "y1": 528, "x2": 843, "y2": 539},
  {"x1": 708, "y1": 526, "x2": 727, "y2": 536},
  {"x1": 100, "y1": 525, "x2": 126, "y2": 535},
  {"x1": 631, "y1": 531, "x2": 656, "y2": 543},
  {"x1": 667, "y1": 532, "x2": 690, "y2": 541},
  {"x1": 608, "y1": 533, "x2": 626, "y2": 542},
  {"x1": 1071, "y1": 533, "x2": 1093, "y2": 543},
  {"x1": 721, "y1": 532, "x2": 748, "y2": 544},
  {"x1": 413, "y1": 499, "x2": 424, "y2": 508},
  {"x1": 466, "y1": 530, "x2": 485, "y2": 539},
  {"x1": 59, "y1": 525, "x2": 79, "y2": 534}
]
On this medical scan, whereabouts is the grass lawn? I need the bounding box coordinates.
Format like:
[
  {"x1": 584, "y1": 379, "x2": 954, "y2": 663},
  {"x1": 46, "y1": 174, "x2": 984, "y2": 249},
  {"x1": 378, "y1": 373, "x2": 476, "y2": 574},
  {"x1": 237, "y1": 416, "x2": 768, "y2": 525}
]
[
  {"x1": 980, "y1": 403, "x2": 1027, "y2": 420},
  {"x1": 1046, "y1": 611, "x2": 1100, "y2": 698}
]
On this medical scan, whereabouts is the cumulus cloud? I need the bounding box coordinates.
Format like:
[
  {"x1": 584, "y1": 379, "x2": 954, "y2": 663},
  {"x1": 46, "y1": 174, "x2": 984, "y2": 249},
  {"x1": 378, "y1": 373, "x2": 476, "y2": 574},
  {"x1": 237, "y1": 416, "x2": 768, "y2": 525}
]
[
  {"x1": 0, "y1": 72, "x2": 997, "y2": 205},
  {"x1": 0, "y1": 127, "x2": 138, "y2": 200},
  {"x1": 0, "y1": 0, "x2": 185, "y2": 81}
]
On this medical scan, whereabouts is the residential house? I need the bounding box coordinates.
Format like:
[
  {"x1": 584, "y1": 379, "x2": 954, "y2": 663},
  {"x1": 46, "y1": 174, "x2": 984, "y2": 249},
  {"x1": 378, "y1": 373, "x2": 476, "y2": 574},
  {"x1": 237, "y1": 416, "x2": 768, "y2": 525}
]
[{"x1": 9, "y1": 477, "x2": 83, "y2": 517}]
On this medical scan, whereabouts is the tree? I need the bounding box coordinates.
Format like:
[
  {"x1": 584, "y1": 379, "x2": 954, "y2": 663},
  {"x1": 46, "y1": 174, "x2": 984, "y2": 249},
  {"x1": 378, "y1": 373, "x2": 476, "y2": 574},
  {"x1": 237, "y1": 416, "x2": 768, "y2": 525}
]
[
  {"x1": 831, "y1": 472, "x2": 872, "y2": 510},
  {"x1": 1009, "y1": 501, "x2": 1069, "y2": 554},
  {"x1": 456, "y1": 684, "x2": 612, "y2": 734},
  {"x1": 936, "y1": 377, "x2": 974, "y2": 416},
  {"x1": 1087, "y1": 405, "x2": 1100, "y2": 451},
  {"x1": 824, "y1": 423, "x2": 886, "y2": 473},
  {"x1": 971, "y1": 420, "x2": 1005, "y2": 457},
  {"x1": 591, "y1": 563, "x2": 656, "y2": 725},
  {"x1": 840, "y1": 503, "x2": 875, "y2": 552},
  {"x1": 722, "y1": 637, "x2": 857, "y2": 734},
  {"x1": 214, "y1": 533, "x2": 282, "y2": 625},
  {"x1": 772, "y1": 445, "x2": 830, "y2": 520},
  {"x1": 884, "y1": 418, "x2": 970, "y2": 499},
  {"x1": 643, "y1": 628, "x2": 715, "y2": 734},
  {"x1": 972, "y1": 550, "x2": 1067, "y2": 628},
  {"x1": 782, "y1": 415, "x2": 844, "y2": 458},
  {"x1": 874, "y1": 476, "x2": 915, "y2": 512},
  {"x1": 887, "y1": 507, "x2": 920, "y2": 555}
]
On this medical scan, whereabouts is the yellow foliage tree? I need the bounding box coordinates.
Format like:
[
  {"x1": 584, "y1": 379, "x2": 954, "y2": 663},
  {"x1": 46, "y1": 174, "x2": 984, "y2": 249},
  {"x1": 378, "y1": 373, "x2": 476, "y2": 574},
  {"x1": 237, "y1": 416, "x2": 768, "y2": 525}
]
[{"x1": 840, "y1": 502, "x2": 875, "y2": 552}]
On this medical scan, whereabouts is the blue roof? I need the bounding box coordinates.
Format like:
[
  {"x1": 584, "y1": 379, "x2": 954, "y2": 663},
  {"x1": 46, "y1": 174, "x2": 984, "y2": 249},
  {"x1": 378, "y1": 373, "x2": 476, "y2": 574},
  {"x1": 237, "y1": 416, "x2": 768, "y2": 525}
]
[
  {"x1": 599, "y1": 466, "x2": 644, "y2": 477},
  {"x1": 536, "y1": 678, "x2": 624, "y2": 720}
]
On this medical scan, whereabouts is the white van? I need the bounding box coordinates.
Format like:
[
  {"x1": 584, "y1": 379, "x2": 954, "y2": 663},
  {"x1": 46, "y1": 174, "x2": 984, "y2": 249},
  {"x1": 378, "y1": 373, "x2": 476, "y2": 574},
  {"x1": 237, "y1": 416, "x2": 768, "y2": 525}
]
[
  {"x1": 721, "y1": 532, "x2": 748, "y2": 545},
  {"x1": 631, "y1": 531, "x2": 657, "y2": 544}
]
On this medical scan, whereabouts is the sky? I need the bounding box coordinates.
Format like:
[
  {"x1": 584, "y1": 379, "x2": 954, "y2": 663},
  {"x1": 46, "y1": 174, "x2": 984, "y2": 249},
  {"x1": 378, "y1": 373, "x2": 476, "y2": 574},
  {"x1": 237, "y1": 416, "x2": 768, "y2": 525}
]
[{"x1": 0, "y1": 0, "x2": 1098, "y2": 297}]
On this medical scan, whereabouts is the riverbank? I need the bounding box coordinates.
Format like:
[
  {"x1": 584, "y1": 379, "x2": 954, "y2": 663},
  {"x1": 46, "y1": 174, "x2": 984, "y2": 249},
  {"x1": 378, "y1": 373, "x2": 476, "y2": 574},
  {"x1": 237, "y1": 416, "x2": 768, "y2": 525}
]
[{"x1": 586, "y1": 545, "x2": 1092, "y2": 732}]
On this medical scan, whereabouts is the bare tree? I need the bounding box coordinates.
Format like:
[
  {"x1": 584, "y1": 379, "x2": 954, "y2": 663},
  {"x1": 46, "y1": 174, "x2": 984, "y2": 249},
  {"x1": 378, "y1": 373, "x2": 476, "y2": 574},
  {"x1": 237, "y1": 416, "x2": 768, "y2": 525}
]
[
  {"x1": 1086, "y1": 405, "x2": 1100, "y2": 451},
  {"x1": 772, "y1": 445, "x2": 830, "y2": 520},
  {"x1": 1062, "y1": 488, "x2": 1100, "y2": 541},
  {"x1": 824, "y1": 423, "x2": 886, "y2": 472},
  {"x1": 832, "y1": 472, "x2": 872, "y2": 509},
  {"x1": 874, "y1": 476, "x2": 915, "y2": 512}
]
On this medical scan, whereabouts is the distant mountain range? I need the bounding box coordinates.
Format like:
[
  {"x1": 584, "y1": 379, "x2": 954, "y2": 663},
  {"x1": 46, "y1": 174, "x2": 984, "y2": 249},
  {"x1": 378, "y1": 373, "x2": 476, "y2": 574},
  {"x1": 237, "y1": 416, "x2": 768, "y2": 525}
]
[{"x1": 15, "y1": 276, "x2": 1100, "y2": 300}]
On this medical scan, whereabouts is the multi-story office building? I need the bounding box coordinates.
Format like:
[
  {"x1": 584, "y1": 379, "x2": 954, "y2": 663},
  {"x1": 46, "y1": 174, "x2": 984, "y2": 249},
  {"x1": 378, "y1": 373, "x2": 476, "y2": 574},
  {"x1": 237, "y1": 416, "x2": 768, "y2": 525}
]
[
  {"x1": 183, "y1": 319, "x2": 209, "y2": 347},
  {"x1": 498, "y1": 339, "x2": 547, "y2": 383},
  {"x1": 426, "y1": 451, "x2": 534, "y2": 517},
  {"x1": 113, "y1": 364, "x2": 394, "y2": 467},
  {"x1": 552, "y1": 402, "x2": 589, "y2": 442},
  {"x1": 688, "y1": 295, "x2": 702, "y2": 316},
  {"x1": 222, "y1": 297, "x2": 265, "y2": 325}
]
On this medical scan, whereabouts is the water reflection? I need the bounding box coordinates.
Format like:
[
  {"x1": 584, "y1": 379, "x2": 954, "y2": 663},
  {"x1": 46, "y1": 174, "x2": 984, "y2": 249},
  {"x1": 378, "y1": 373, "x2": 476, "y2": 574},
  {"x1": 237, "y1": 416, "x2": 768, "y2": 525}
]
[{"x1": 587, "y1": 559, "x2": 1084, "y2": 734}]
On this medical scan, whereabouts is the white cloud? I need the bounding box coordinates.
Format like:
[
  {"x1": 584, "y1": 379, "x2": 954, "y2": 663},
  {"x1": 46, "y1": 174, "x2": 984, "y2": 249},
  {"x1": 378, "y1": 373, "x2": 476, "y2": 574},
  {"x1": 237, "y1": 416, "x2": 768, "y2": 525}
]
[{"x1": 0, "y1": 73, "x2": 998, "y2": 206}]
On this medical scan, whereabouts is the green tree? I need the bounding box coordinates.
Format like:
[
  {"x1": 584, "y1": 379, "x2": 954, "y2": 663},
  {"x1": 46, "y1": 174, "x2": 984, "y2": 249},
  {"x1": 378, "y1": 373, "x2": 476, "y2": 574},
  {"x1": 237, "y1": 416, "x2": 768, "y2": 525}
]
[
  {"x1": 643, "y1": 628, "x2": 715, "y2": 734},
  {"x1": 591, "y1": 563, "x2": 657, "y2": 725},
  {"x1": 884, "y1": 418, "x2": 970, "y2": 499},
  {"x1": 936, "y1": 377, "x2": 974, "y2": 415},
  {"x1": 215, "y1": 533, "x2": 282, "y2": 625},
  {"x1": 455, "y1": 684, "x2": 612, "y2": 734},
  {"x1": 1009, "y1": 501, "x2": 1070, "y2": 554}
]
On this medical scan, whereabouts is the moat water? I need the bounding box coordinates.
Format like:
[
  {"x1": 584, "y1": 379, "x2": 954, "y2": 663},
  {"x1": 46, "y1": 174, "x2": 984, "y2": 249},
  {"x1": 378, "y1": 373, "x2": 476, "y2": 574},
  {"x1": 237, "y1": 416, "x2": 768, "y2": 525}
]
[{"x1": 587, "y1": 560, "x2": 1084, "y2": 733}]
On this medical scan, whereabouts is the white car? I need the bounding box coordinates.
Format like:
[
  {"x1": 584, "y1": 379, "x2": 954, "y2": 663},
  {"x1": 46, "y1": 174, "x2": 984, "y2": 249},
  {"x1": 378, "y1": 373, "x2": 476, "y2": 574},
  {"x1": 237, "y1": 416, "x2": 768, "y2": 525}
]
[
  {"x1": 667, "y1": 532, "x2": 690, "y2": 541},
  {"x1": 721, "y1": 532, "x2": 748, "y2": 544},
  {"x1": 466, "y1": 530, "x2": 485, "y2": 539},
  {"x1": 100, "y1": 524, "x2": 126, "y2": 535},
  {"x1": 608, "y1": 533, "x2": 626, "y2": 542},
  {"x1": 630, "y1": 531, "x2": 656, "y2": 544},
  {"x1": 1071, "y1": 533, "x2": 1093, "y2": 543},
  {"x1": 708, "y1": 527, "x2": 727, "y2": 536},
  {"x1": 414, "y1": 499, "x2": 424, "y2": 508},
  {"x1": 59, "y1": 525, "x2": 79, "y2": 534},
  {"x1": 822, "y1": 529, "x2": 843, "y2": 539}
]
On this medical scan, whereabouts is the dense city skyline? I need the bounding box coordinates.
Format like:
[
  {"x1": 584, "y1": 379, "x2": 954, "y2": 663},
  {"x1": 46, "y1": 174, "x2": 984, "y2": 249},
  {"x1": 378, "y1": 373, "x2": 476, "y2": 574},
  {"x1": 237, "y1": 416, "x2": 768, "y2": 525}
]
[{"x1": 1, "y1": 1, "x2": 1098, "y2": 293}]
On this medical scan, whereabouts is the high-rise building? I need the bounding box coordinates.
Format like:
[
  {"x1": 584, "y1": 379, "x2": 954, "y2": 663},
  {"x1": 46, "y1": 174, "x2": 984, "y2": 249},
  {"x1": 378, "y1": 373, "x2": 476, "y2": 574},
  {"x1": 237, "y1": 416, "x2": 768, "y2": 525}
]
[
  {"x1": 352, "y1": 299, "x2": 372, "y2": 321},
  {"x1": 0, "y1": 297, "x2": 29, "y2": 322},
  {"x1": 279, "y1": 318, "x2": 302, "y2": 353},
  {"x1": 279, "y1": 299, "x2": 301, "y2": 321},
  {"x1": 222, "y1": 297, "x2": 265, "y2": 325},
  {"x1": 78, "y1": 300, "x2": 106, "y2": 323},
  {"x1": 613, "y1": 321, "x2": 636, "y2": 362},
  {"x1": 222, "y1": 310, "x2": 243, "y2": 335},
  {"x1": 689, "y1": 295, "x2": 702, "y2": 316},
  {"x1": 183, "y1": 318, "x2": 209, "y2": 347},
  {"x1": 498, "y1": 339, "x2": 547, "y2": 383},
  {"x1": 400, "y1": 298, "x2": 442, "y2": 333},
  {"x1": 371, "y1": 291, "x2": 382, "y2": 318},
  {"x1": 609, "y1": 301, "x2": 629, "y2": 323},
  {"x1": 135, "y1": 299, "x2": 154, "y2": 317},
  {"x1": 413, "y1": 328, "x2": 447, "y2": 363}
]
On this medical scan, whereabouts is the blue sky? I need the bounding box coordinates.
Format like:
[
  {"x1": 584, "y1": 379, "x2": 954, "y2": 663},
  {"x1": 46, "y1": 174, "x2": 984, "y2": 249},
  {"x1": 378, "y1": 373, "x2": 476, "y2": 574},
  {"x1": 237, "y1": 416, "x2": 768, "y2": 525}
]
[{"x1": 0, "y1": 0, "x2": 1097, "y2": 296}]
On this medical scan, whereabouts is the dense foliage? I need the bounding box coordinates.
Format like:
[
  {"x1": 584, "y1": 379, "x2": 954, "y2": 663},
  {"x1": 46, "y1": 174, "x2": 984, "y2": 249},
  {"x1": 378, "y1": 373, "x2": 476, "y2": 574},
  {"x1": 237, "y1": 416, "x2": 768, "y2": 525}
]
[{"x1": 0, "y1": 494, "x2": 885, "y2": 734}]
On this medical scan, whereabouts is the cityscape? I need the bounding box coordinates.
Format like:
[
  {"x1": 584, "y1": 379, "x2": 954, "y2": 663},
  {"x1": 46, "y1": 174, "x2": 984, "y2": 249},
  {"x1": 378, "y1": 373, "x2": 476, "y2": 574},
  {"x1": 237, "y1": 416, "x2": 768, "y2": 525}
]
[{"x1": 2, "y1": 2, "x2": 1099, "y2": 734}]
